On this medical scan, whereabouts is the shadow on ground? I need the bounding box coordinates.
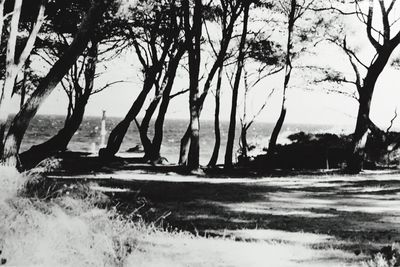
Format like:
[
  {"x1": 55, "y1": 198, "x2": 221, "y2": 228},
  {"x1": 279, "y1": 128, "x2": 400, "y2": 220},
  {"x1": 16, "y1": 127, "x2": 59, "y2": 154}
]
[{"x1": 47, "y1": 169, "x2": 400, "y2": 265}]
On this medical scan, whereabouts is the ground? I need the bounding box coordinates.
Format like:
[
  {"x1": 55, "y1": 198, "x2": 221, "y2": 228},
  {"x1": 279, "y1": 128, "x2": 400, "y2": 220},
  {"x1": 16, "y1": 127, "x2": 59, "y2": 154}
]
[{"x1": 46, "y1": 166, "x2": 400, "y2": 266}]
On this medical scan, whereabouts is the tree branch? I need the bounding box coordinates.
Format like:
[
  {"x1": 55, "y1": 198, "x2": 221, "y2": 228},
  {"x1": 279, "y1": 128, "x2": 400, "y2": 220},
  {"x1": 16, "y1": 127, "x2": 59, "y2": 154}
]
[
  {"x1": 91, "y1": 80, "x2": 127, "y2": 95},
  {"x1": 386, "y1": 108, "x2": 398, "y2": 133},
  {"x1": 169, "y1": 88, "x2": 189, "y2": 99},
  {"x1": 367, "y1": 0, "x2": 382, "y2": 51}
]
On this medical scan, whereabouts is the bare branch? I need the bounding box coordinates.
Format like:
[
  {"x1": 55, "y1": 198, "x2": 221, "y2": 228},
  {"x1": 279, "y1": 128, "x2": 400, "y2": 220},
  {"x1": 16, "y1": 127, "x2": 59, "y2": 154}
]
[
  {"x1": 246, "y1": 88, "x2": 275, "y2": 130},
  {"x1": 386, "y1": 108, "x2": 398, "y2": 132},
  {"x1": 17, "y1": 2, "x2": 46, "y2": 70},
  {"x1": 343, "y1": 37, "x2": 362, "y2": 92},
  {"x1": 90, "y1": 80, "x2": 127, "y2": 95},
  {"x1": 169, "y1": 88, "x2": 190, "y2": 99},
  {"x1": 378, "y1": 0, "x2": 390, "y2": 40},
  {"x1": 367, "y1": 0, "x2": 382, "y2": 51},
  {"x1": 6, "y1": 0, "x2": 23, "y2": 71},
  {"x1": 387, "y1": 0, "x2": 396, "y2": 14}
]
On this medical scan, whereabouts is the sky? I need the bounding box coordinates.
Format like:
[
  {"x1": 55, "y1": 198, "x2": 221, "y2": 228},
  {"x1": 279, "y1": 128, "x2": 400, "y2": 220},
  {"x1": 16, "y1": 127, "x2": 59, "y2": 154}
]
[{"x1": 8, "y1": 0, "x2": 400, "y2": 131}]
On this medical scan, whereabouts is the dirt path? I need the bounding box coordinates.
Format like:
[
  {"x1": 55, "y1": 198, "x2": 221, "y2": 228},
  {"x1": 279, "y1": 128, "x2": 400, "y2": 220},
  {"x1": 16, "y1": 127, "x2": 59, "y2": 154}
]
[{"x1": 48, "y1": 169, "x2": 400, "y2": 266}]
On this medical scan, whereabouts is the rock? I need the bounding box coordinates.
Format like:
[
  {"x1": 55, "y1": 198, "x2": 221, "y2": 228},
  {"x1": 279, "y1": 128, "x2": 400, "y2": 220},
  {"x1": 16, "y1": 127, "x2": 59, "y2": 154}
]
[{"x1": 126, "y1": 145, "x2": 144, "y2": 153}]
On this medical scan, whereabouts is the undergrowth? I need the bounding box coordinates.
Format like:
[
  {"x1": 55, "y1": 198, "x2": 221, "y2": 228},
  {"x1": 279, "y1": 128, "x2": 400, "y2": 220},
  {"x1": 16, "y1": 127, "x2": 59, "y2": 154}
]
[{"x1": 0, "y1": 166, "x2": 164, "y2": 266}]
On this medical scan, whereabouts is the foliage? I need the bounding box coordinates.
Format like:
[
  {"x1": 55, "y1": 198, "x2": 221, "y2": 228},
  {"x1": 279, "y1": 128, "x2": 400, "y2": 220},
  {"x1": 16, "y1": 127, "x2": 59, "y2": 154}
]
[{"x1": 247, "y1": 38, "x2": 285, "y2": 66}]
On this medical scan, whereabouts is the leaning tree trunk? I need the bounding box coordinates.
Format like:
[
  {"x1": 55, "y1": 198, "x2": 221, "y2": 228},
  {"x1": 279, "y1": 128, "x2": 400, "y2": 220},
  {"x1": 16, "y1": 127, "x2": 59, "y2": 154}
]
[
  {"x1": 138, "y1": 92, "x2": 161, "y2": 160},
  {"x1": 179, "y1": 127, "x2": 191, "y2": 165},
  {"x1": 99, "y1": 67, "x2": 159, "y2": 159},
  {"x1": 346, "y1": 42, "x2": 394, "y2": 172},
  {"x1": 224, "y1": 2, "x2": 249, "y2": 168},
  {"x1": 208, "y1": 66, "x2": 223, "y2": 167},
  {"x1": 1, "y1": 0, "x2": 105, "y2": 167},
  {"x1": 0, "y1": 0, "x2": 45, "y2": 157},
  {"x1": 18, "y1": 41, "x2": 98, "y2": 169},
  {"x1": 347, "y1": 60, "x2": 390, "y2": 171},
  {"x1": 138, "y1": 46, "x2": 185, "y2": 161},
  {"x1": 19, "y1": 97, "x2": 89, "y2": 169},
  {"x1": 347, "y1": 90, "x2": 372, "y2": 172},
  {"x1": 267, "y1": 0, "x2": 296, "y2": 160},
  {"x1": 151, "y1": 46, "x2": 186, "y2": 162},
  {"x1": 240, "y1": 125, "x2": 248, "y2": 159}
]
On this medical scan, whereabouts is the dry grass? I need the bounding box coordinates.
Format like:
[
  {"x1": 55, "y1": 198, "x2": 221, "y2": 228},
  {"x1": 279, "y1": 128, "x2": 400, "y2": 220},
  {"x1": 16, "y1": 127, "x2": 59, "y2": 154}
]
[{"x1": 0, "y1": 166, "x2": 393, "y2": 266}]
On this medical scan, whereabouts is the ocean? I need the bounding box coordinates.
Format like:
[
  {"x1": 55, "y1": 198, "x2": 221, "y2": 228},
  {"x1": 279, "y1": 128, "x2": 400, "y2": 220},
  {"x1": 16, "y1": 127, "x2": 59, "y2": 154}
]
[{"x1": 20, "y1": 115, "x2": 350, "y2": 164}]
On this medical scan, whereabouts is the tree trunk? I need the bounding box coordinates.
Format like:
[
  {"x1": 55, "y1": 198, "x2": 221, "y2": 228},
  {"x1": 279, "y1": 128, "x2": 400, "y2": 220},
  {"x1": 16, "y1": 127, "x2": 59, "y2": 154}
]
[
  {"x1": 182, "y1": 0, "x2": 202, "y2": 171},
  {"x1": 188, "y1": 110, "x2": 200, "y2": 169},
  {"x1": 179, "y1": 127, "x2": 191, "y2": 165},
  {"x1": 1, "y1": 0, "x2": 105, "y2": 166},
  {"x1": 0, "y1": 0, "x2": 44, "y2": 156},
  {"x1": 267, "y1": 105, "x2": 287, "y2": 157},
  {"x1": 208, "y1": 66, "x2": 223, "y2": 167},
  {"x1": 267, "y1": 0, "x2": 296, "y2": 160},
  {"x1": 0, "y1": 0, "x2": 23, "y2": 151},
  {"x1": 151, "y1": 46, "x2": 186, "y2": 162},
  {"x1": 224, "y1": 2, "x2": 249, "y2": 168},
  {"x1": 138, "y1": 93, "x2": 161, "y2": 160},
  {"x1": 347, "y1": 47, "x2": 393, "y2": 172},
  {"x1": 19, "y1": 97, "x2": 89, "y2": 169},
  {"x1": 20, "y1": 60, "x2": 29, "y2": 109},
  {"x1": 347, "y1": 84, "x2": 382, "y2": 172},
  {"x1": 240, "y1": 125, "x2": 248, "y2": 159}
]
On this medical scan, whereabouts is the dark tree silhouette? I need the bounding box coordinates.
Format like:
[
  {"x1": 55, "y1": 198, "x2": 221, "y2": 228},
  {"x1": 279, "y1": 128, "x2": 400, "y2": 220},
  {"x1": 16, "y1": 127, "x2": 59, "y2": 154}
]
[
  {"x1": 208, "y1": 65, "x2": 223, "y2": 167},
  {"x1": 318, "y1": 0, "x2": 400, "y2": 172},
  {"x1": 19, "y1": 40, "x2": 99, "y2": 169},
  {"x1": 346, "y1": 0, "x2": 400, "y2": 172},
  {"x1": 224, "y1": 1, "x2": 250, "y2": 168},
  {"x1": 267, "y1": 0, "x2": 316, "y2": 160},
  {"x1": 182, "y1": 0, "x2": 203, "y2": 171},
  {"x1": 179, "y1": 0, "x2": 245, "y2": 166},
  {"x1": 99, "y1": 0, "x2": 181, "y2": 160},
  {"x1": 0, "y1": 0, "x2": 45, "y2": 164},
  {"x1": 1, "y1": 0, "x2": 108, "y2": 167}
]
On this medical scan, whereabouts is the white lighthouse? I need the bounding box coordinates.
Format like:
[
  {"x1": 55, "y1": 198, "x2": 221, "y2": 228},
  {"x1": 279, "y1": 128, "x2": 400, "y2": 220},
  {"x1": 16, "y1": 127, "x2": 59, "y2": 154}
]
[{"x1": 100, "y1": 110, "x2": 107, "y2": 148}]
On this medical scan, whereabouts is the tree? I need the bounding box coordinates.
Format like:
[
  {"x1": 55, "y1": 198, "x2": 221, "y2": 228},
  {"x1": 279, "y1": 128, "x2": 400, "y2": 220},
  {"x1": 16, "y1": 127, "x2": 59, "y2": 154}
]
[
  {"x1": 19, "y1": 39, "x2": 100, "y2": 169},
  {"x1": 1, "y1": 0, "x2": 108, "y2": 167},
  {"x1": 238, "y1": 67, "x2": 276, "y2": 161},
  {"x1": 317, "y1": 0, "x2": 400, "y2": 172},
  {"x1": 179, "y1": 0, "x2": 245, "y2": 166},
  {"x1": 267, "y1": 0, "x2": 316, "y2": 159},
  {"x1": 17, "y1": 0, "x2": 124, "y2": 169},
  {"x1": 136, "y1": 44, "x2": 187, "y2": 162},
  {"x1": 345, "y1": 0, "x2": 400, "y2": 172},
  {"x1": 0, "y1": 0, "x2": 45, "y2": 161},
  {"x1": 224, "y1": 1, "x2": 250, "y2": 168},
  {"x1": 208, "y1": 65, "x2": 223, "y2": 167},
  {"x1": 99, "y1": 0, "x2": 182, "y2": 160},
  {"x1": 133, "y1": 1, "x2": 187, "y2": 163},
  {"x1": 182, "y1": 0, "x2": 203, "y2": 171}
]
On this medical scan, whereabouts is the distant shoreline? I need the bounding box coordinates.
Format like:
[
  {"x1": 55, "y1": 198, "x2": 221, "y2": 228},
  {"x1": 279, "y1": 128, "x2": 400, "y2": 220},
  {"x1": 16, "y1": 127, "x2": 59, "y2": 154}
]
[{"x1": 20, "y1": 113, "x2": 355, "y2": 129}]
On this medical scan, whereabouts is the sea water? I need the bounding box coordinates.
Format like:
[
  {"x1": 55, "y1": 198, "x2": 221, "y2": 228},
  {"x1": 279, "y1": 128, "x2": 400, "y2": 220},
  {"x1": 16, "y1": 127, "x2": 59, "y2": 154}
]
[{"x1": 20, "y1": 115, "x2": 351, "y2": 164}]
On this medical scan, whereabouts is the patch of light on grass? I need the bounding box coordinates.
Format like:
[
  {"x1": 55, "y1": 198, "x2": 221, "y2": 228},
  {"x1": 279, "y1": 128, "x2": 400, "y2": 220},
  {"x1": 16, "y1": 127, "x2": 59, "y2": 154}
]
[
  {"x1": 215, "y1": 199, "x2": 337, "y2": 218},
  {"x1": 213, "y1": 229, "x2": 333, "y2": 245},
  {"x1": 127, "y1": 231, "x2": 361, "y2": 267},
  {"x1": 90, "y1": 185, "x2": 132, "y2": 193},
  {"x1": 0, "y1": 166, "x2": 26, "y2": 202}
]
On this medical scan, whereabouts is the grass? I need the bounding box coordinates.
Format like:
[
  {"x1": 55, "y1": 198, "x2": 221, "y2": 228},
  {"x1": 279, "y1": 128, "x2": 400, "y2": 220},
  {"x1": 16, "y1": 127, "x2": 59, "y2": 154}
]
[{"x1": 0, "y1": 166, "x2": 397, "y2": 266}]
